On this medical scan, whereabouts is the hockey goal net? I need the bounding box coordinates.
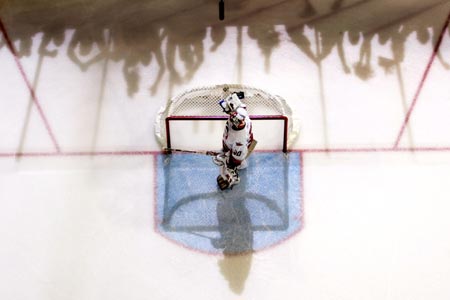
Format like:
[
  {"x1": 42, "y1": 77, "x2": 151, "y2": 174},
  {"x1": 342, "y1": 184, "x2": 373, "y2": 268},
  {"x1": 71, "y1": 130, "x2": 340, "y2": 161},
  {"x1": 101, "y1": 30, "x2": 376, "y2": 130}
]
[{"x1": 155, "y1": 84, "x2": 299, "y2": 153}]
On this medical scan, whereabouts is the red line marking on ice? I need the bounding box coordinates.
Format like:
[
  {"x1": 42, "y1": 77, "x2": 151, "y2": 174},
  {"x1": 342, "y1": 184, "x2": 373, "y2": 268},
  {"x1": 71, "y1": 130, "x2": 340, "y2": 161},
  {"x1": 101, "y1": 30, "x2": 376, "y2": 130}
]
[
  {"x1": 0, "y1": 150, "x2": 158, "y2": 158},
  {"x1": 393, "y1": 11, "x2": 450, "y2": 148},
  {"x1": 3, "y1": 146, "x2": 450, "y2": 158},
  {"x1": 62, "y1": 150, "x2": 158, "y2": 156},
  {"x1": 0, "y1": 18, "x2": 61, "y2": 152},
  {"x1": 153, "y1": 154, "x2": 161, "y2": 233},
  {"x1": 300, "y1": 146, "x2": 450, "y2": 153},
  {"x1": 299, "y1": 151, "x2": 304, "y2": 224}
]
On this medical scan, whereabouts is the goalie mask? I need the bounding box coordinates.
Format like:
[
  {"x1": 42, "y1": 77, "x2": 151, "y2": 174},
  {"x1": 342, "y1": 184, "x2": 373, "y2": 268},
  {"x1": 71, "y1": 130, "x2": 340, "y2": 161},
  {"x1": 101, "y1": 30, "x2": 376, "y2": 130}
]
[{"x1": 219, "y1": 91, "x2": 245, "y2": 114}]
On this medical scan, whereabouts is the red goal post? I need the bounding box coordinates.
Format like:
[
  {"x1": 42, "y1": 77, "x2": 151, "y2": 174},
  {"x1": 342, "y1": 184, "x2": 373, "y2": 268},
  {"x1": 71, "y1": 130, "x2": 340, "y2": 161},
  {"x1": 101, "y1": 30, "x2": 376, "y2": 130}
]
[{"x1": 155, "y1": 84, "x2": 299, "y2": 153}]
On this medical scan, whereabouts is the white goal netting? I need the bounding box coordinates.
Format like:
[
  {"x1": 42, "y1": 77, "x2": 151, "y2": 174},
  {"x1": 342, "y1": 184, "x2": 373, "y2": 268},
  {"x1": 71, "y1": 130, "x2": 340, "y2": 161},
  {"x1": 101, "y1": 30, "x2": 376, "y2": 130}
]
[{"x1": 155, "y1": 84, "x2": 299, "y2": 152}]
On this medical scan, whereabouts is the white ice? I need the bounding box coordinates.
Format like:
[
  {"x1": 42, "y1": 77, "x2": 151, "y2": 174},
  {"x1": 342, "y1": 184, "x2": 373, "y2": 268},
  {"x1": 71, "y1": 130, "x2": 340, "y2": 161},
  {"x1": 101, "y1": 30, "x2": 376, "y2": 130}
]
[{"x1": 1, "y1": 0, "x2": 450, "y2": 299}]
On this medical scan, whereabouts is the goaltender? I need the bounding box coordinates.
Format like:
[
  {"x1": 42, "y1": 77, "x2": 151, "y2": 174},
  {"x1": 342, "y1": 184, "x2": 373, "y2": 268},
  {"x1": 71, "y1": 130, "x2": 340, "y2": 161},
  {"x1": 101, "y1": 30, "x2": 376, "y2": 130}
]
[{"x1": 213, "y1": 90, "x2": 257, "y2": 190}]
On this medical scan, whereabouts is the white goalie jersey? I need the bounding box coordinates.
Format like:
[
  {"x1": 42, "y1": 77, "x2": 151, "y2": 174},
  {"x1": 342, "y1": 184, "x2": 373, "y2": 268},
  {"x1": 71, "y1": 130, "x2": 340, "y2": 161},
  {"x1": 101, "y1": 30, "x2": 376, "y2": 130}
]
[{"x1": 222, "y1": 108, "x2": 253, "y2": 164}]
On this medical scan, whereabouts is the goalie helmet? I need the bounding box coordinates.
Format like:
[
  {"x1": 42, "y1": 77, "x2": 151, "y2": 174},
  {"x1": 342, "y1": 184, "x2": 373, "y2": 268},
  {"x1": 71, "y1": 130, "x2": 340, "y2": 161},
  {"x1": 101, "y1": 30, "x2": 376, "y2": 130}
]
[{"x1": 219, "y1": 91, "x2": 246, "y2": 114}]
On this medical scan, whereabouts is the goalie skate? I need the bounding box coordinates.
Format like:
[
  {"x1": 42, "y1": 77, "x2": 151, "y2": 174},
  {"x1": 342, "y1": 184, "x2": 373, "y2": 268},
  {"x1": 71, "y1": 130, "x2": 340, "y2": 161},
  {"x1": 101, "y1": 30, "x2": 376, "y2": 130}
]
[
  {"x1": 217, "y1": 167, "x2": 240, "y2": 190},
  {"x1": 217, "y1": 175, "x2": 230, "y2": 190}
]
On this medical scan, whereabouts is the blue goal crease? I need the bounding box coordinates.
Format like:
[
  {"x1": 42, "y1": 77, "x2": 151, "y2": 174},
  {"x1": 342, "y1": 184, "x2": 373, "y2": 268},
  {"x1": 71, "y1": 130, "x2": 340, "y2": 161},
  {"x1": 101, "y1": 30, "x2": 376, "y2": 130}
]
[{"x1": 155, "y1": 152, "x2": 302, "y2": 254}]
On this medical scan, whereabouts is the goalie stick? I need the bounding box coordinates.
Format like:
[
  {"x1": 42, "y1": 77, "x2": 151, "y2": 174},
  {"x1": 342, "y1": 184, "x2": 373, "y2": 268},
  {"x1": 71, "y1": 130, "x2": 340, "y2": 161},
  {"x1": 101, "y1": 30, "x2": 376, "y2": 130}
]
[
  {"x1": 163, "y1": 140, "x2": 257, "y2": 159},
  {"x1": 163, "y1": 148, "x2": 219, "y2": 156}
]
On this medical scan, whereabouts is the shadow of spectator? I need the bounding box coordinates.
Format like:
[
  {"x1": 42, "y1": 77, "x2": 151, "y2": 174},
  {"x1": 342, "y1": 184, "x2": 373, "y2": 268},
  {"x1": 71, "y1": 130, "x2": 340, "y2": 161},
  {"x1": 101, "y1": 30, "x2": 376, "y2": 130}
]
[
  {"x1": 353, "y1": 32, "x2": 375, "y2": 80},
  {"x1": 210, "y1": 24, "x2": 226, "y2": 51},
  {"x1": 248, "y1": 24, "x2": 280, "y2": 72},
  {"x1": 0, "y1": 0, "x2": 449, "y2": 97},
  {"x1": 67, "y1": 24, "x2": 108, "y2": 72}
]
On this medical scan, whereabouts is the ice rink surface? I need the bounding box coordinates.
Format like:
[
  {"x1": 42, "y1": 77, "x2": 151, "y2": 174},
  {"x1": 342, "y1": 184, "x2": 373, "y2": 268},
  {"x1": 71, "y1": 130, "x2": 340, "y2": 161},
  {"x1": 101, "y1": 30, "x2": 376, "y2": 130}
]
[{"x1": 1, "y1": 0, "x2": 450, "y2": 299}]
